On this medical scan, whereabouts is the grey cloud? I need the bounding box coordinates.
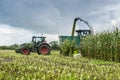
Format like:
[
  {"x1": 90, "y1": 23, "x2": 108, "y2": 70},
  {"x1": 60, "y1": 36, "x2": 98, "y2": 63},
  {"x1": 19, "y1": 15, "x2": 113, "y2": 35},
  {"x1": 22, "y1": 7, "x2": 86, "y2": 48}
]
[
  {"x1": 0, "y1": 0, "x2": 61, "y2": 33},
  {"x1": 0, "y1": 0, "x2": 120, "y2": 35}
]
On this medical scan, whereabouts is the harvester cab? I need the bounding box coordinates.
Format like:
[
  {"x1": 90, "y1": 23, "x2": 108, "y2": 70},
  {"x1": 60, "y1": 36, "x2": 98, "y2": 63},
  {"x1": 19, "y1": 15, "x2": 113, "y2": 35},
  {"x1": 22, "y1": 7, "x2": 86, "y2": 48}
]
[{"x1": 76, "y1": 30, "x2": 91, "y2": 38}]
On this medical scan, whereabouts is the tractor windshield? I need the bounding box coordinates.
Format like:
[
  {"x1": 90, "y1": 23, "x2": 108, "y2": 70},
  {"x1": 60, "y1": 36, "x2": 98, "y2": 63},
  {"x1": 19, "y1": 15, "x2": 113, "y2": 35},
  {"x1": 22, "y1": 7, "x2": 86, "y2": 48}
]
[{"x1": 32, "y1": 37, "x2": 45, "y2": 43}]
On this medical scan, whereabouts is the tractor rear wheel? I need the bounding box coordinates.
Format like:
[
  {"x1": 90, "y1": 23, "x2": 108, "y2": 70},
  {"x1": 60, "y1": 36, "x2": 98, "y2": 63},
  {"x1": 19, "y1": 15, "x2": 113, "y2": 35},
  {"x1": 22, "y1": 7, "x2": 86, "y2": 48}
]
[
  {"x1": 38, "y1": 44, "x2": 50, "y2": 55},
  {"x1": 21, "y1": 47, "x2": 30, "y2": 55}
]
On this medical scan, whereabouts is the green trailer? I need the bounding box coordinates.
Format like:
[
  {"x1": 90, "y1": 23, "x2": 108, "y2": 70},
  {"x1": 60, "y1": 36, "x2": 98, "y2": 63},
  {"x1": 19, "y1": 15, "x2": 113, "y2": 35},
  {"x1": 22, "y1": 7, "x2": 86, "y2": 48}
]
[{"x1": 59, "y1": 36, "x2": 80, "y2": 46}]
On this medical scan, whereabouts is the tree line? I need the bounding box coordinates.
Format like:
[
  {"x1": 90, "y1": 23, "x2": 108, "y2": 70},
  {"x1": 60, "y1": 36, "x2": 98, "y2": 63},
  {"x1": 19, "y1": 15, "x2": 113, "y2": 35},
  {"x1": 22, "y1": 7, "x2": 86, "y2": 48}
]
[
  {"x1": 0, "y1": 44, "x2": 20, "y2": 50},
  {"x1": 0, "y1": 41, "x2": 60, "y2": 50}
]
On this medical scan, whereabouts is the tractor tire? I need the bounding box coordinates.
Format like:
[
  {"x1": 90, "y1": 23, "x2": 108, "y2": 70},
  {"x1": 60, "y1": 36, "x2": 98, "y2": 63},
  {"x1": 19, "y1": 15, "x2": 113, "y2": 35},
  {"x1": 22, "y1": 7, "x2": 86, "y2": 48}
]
[
  {"x1": 15, "y1": 49, "x2": 21, "y2": 53},
  {"x1": 37, "y1": 44, "x2": 50, "y2": 55},
  {"x1": 21, "y1": 47, "x2": 30, "y2": 55}
]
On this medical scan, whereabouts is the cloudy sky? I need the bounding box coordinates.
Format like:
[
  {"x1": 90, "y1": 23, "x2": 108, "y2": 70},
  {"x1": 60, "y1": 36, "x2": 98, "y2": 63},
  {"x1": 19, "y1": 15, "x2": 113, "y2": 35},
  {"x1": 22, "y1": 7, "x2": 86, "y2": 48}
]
[{"x1": 0, "y1": 0, "x2": 120, "y2": 45}]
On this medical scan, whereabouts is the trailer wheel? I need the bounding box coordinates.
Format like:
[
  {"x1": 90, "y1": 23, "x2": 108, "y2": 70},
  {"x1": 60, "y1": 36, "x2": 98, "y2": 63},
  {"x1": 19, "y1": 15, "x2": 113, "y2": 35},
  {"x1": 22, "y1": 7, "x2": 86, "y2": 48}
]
[
  {"x1": 60, "y1": 49, "x2": 63, "y2": 55},
  {"x1": 21, "y1": 47, "x2": 30, "y2": 55},
  {"x1": 38, "y1": 44, "x2": 50, "y2": 55}
]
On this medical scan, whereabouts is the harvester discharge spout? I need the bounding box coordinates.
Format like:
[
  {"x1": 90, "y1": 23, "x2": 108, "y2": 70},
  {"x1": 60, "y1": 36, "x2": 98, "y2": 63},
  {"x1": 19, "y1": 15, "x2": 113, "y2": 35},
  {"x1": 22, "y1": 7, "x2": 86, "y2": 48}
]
[{"x1": 71, "y1": 17, "x2": 93, "y2": 36}]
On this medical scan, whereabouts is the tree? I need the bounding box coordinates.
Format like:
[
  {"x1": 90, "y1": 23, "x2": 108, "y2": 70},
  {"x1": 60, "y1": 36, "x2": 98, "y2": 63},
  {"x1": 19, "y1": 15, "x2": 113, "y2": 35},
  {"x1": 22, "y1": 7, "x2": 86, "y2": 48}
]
[{"x1": 10, "y1": 44, "x2": 20, "y2": 50}]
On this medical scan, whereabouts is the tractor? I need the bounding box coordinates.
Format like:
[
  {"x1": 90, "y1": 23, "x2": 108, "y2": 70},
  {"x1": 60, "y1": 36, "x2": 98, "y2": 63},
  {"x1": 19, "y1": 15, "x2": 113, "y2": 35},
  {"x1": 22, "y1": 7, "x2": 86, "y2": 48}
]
[
  {"x1": 15, "y1": 36, "x2": 51, "y2": 55},
  {"x1": 59, "y1": 17, "x2": 93, "y2": 55}
]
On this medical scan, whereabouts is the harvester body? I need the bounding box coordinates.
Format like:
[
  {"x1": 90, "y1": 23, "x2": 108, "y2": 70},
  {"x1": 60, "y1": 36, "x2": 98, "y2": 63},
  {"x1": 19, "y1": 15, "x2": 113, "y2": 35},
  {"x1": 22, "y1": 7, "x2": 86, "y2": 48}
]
[
  {"x1": 59, "y1": 17, "x2": 93, "y2": 54},
  {"x1": 59, "y1": 17, "x2": 92, "y2": 45}
]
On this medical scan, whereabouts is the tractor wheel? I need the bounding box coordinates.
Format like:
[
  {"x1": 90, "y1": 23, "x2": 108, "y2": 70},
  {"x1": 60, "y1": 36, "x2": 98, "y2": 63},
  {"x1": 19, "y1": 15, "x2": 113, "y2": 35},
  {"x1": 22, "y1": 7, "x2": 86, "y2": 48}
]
[
  {"x1": 15, "y1": 49, "x2": 21, "y2": 53},
  {"x1": 38, "y1": 44, "x2": 50, "y2": 55},
  {"x1": 21, "y1": 47, "x2": 30, "y2": 55}
]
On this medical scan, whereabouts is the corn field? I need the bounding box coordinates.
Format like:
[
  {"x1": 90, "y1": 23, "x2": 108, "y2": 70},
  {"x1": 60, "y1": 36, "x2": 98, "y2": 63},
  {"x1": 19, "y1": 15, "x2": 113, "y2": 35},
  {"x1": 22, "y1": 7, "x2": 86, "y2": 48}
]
[
  {"x1": 80, "y1": 28, "x2": 120, "y2": 62},
  {"x1": 0, "y1": 50, "x2": 120, "y2": 80}
]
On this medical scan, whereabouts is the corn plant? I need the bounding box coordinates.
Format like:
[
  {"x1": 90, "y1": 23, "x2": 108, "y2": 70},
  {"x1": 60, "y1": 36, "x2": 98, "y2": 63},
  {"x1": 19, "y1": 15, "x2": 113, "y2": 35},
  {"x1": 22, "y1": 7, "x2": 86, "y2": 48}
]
[
  {"x1": 60, "y1": 39, "x2": 76, "y2": 56},
  {"x1": 80, "y1": 28, "x2": 120, "y2": 62}
]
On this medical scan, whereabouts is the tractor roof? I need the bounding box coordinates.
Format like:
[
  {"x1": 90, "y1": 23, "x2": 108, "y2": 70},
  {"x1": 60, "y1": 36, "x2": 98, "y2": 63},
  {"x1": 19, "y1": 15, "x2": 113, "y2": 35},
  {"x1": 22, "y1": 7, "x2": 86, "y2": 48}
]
[{"x1": 32, "y1": 36, "x2": 46, "y2": 38}]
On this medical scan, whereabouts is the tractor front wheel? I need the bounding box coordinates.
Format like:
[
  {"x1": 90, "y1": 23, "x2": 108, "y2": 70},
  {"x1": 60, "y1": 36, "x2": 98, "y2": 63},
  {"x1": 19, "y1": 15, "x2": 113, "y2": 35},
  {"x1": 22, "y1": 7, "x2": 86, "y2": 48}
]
[
  {"x1": 21, "y1": 47, "x2": 30, "y2": 55},
  {"x1": 38, "y1": 44, "x2": 50, "y2": 55}
]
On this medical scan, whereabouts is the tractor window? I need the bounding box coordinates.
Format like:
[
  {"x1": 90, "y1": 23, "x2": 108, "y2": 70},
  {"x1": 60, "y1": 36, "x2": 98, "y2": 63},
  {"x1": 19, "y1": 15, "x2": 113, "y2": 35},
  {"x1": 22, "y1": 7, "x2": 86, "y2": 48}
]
[
  {"x1": 36, "y1": 38, "x2": 41, "y2": 42},
  {"x1": 32, "y1": 37, "x2": 45, "y2": 43}
]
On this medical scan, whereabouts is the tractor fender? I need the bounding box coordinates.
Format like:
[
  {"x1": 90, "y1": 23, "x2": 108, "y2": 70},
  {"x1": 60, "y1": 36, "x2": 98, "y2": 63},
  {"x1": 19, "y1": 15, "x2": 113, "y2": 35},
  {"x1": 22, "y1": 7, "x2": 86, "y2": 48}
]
[{"x1": 38, "y1": 43, "x2": 51, "y2": 48}]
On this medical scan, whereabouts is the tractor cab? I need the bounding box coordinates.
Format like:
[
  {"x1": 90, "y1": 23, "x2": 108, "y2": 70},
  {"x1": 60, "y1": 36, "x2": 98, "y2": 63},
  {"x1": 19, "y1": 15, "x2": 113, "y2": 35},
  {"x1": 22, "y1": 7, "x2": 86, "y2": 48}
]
[
  {"x1": 32, "y1": 36, "x2": 46, "y2": 43},
  {"x1": 76, "y1": 29, "x2": 91, "y2": 38},
  {"x1": 32, "y1": 36, "x2": 46, "y2": 47}
]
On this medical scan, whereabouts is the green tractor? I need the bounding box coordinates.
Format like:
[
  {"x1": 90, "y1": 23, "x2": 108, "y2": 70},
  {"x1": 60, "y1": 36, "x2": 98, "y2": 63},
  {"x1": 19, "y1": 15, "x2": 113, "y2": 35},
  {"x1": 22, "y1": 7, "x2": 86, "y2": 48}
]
[{"x1": 15, "y1": 36, "x2": 51, "y2": 55}]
